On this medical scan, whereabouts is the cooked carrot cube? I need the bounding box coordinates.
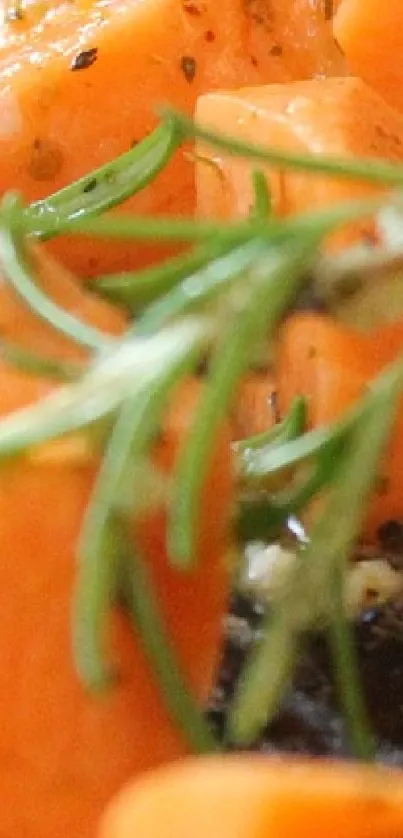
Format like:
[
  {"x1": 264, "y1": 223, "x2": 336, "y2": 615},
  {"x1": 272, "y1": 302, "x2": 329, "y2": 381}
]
[{"x1": 196, "y1": 77, "x2": 403, "y2": 247}]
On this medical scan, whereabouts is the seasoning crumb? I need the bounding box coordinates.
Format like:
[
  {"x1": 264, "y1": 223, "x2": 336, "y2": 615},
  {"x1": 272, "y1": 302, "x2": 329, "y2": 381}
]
[
  {"x1": 4, "y1": 0, "x2": 24, "y2": 22},
  {"x1": 83, "y1": 178, "x2": 97, "y2": 194},
  {"x1": 270, "y1": 44, "x2": 283, "y2": 57},
  {"x1": 183, "y1": 1, "x2": 201, "y2": 14},
  {"x1": 324, "y1": 0, "x2": 333, "y2": 21},
  {"x1": 180, "y1": 55, "x2": 197, "y2": 83},
  {"x1": 71, "y1": 47, "x2": 98, "y2": 72},
  {"x1": 27, "y1": 138, "x2": 63, "y2": 181}
]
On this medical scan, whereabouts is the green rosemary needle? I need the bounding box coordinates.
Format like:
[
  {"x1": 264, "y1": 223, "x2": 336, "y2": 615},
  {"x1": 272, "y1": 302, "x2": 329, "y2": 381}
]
[
  {"x1": 25, "y1": 118, "x2": 180, "y2": 237},
  {"x1": 120, "y1": 526, "x2": 219, "y2": 754},
  {"x1": 0, "y1": 340, "x2": 80, "y2": 382},
  {"x1": 74, "y1": 335, "x2": 206, "y2": 690},
  {"x1": 0, "y1": 196, "x2": 114, "y2": 353},
  {"x1": 250, "y1": 170, "x2": 272, "y2": 219},
  {"x1": 164, "y1": 108, "x2": 403, "y2": 187},
  {"x1": 168, "y1": 237, "x2": 318, "y2": 570},
  {"x1": 230, "y1": 354, "x2": 403, "y2": 752},
  {"x1": 2, "y1": 105, "x2": 403, "y2": 763}
]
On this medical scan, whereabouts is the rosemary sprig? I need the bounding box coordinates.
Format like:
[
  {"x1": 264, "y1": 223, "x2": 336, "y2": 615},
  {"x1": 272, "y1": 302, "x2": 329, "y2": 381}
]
[
  {"x1": 168, "y1": 238, "x2": 318, "y2": 569},
  {"x1": 0, "y1": 195, "x2": 113, "y2": 353},
  {"x1": 136, "y1": 238, "x2": 273, "y2": 335},
  {"x1": 328, "y1": 564, "x2": 374, "y2": 761},
  {"x1": 230, "y1": 355, "x2": 403, "y2": 753},
  {"x1": 20, "y1": 190, "x2": 398, "y2": 247},
  {"x1": 74, "y1": 335, "x2": 206, "y2": 690},
  {"x1": 1, "y1": 107, "x2": 403, "y2": 760},
  {"x1": 120, "y1": 526, "x2": 219, "y2": 754},
  {"x1": 234, "y1": 396, "x2": 306, "y2": 476},
  {"x1": 164, "y1": 108, "x2": 403, "y2": 187},
  {"x1": 93, "y1": 241, "x2": 231, "y2": 311},
  {"x1": 250, "y1": 170, "x2": 272, "y2": 219},
  {"x1": 94, "y1": 235, "x2": 269, "y2": 313},
  {"x1": 25, "y1": 118, "x2": 180, "y2": 237},
  {"x1": 0, "y1": 318, "x2": 210, "y2": 459},
  {"x1": 0, "y1": 340, "x2": 80, "y2": 381}
]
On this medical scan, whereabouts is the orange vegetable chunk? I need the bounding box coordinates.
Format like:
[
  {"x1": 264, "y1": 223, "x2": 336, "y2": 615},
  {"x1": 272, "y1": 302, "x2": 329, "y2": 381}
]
[
  {"x1": 334, "y1": 0, "x2": 403, "y2": 114},
  {"x1": 232, "y1": 374, "x2": 278, "y2": 441},
  {"x1": 277, "y1": 313, "x2": 403, "y2": 539},
  {"x1": 0, "y1": 0, "x2": 342, "y2": 277},
  {"x1": 196, "y1": 77, "x2": 403, "y2": 247},
  {"x1": 99, "y1": 754, "x2": 403, "y2": 838}
]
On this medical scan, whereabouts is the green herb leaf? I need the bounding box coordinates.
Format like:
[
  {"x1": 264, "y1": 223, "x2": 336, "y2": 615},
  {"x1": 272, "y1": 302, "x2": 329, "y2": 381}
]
[
  {"x1": 230, "y1": 354, "x2": 403, "y2": 749},
  {"x1": 168, "y1": 238, "x2": 318, "y2": 570},
  {"x1": 25, "y1": 118, "x2": 180, "y2": 239},
  {"x1": 250, "y1": 170, "x2": 272, "y2": 219},
  {"x1": 73, "y1": 334, "x2": 205, "y2": 690},
  {"x1": 0, "y1": 196, "x2": 113, "y2": 352},
  {"x1": 164, "y1": 108, "x2": 403, "y2": 187},
  {"x1": 120, "y1": 524, "x2": 219, "y2": 754}
]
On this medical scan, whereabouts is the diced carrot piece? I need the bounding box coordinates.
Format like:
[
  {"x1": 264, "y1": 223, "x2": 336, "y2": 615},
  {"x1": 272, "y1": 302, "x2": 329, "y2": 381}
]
[
  {"x1": 276, "y1": 313, "x2": 375, "y2": 427},
  {"x1": 99, "y1": 754, "x2": 403, "y2": 838},
  {"x1": 334, "y1": 0, "x2": 403, "y2": 114},
  {"x1": 277, "y1": 313, "x2": 403, "y2": 540},
  {"x1": 232, "y1": 373, "x2": 278, "y2": 441},
  {"x1": 196, "y1": 77, "x2": 403, "y2": 248},
  {"x1": 0, "y1": 0, "x2": 342, "y2": 277}
]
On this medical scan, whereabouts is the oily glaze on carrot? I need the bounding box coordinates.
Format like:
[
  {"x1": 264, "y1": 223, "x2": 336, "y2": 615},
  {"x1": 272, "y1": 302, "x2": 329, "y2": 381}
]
[
  {"x1": 0, "y1": 0, "x2": 342, "y2": 277},
  {"x1": 276, "y1": 312, "x2": 403, "y2": 540},
  {"x1": 195, "y1": 77, "x2": 403, "y2": 248},
  {"x1": 334, "y1": 0, "x2": 403, "y2": 114},
  {"x1": 0, "y1": 260, "x2": 232, "y2": 836},
  {"x1": 99, "y1": 754, "x2": 403, "y2": 838}
]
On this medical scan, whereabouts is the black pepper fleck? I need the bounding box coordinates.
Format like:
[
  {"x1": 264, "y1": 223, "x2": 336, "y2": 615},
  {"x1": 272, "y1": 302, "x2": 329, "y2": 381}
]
[
  {"x1": 180, "y1": 55, "x2": 197, "y2": 83},
  {"x1": 83, "y1": 178, "x2": 97, "y2": 194},
  {"x1": 270, "y1": 44, "x2": 283, "y2": 57},
  {"x1": 4, "y1": 1, "x2": 24, "y2": 21},
  {"x1": 378, "y1": 520, "x2": 403, "y2": 552},
  {"x1": 71, "y1": 47, "x2": 98, "y2": 71},
  {"x1": 27, "y1": 138, "x2": 64, "y2": 181},
  {"x1": 183, "y1": 1, "x2": 201, "y2": 14}
]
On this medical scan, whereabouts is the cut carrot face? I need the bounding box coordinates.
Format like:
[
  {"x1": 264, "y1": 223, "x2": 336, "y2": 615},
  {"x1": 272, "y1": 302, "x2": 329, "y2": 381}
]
[
  {"x1": 0, "y1": 0, "x2": 342, "y2": 277},
  {"x1": 334, "y1": 0, "x2": 403, "y2": 114},
  {"x1": 276, "y1": 313, "x2": 403, "y2": 539},
  {"x1": 196, "y1": 77, "x2": 403, "y2": 247},
  {"x1": 99, "y1": 754, "x2": 403, "y2": 838}
]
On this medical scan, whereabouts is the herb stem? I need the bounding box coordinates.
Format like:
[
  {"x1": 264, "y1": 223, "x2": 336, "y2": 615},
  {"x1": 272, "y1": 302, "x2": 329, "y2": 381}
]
[
  {"x1": 73, "y1": 336, "x2": 205, "y2": 689},
  {"x1": 25, "y1": 118, "x2": 180, "y2": 238},
  {"x1": 165, "y1": 108, "x2": 403, "y2": 187},
  {"x1": 0, "y1": 203, "x2": 113, "y2": 353},
  {"x1": 121, "y1": 528, "x2": 219, "y2": 754},
  {"x1": 328, "y1": 566, "x2": 375, "y2": 761},
  {"x1": 169, "y1": 238, "x2": 318, "y2": 569}
]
